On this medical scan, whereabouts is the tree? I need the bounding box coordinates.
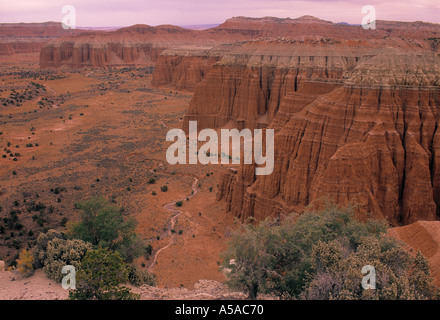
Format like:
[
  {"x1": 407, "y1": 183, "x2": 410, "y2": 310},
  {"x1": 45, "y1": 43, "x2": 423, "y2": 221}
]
[
  {"x1": 69, "y1": 248, "x2": 139, "y2": 300},
  {"x1": 221, "y1": 219, "x2": 275, "y2": 299},
  {"x1": 68, "y1": 196, "x2": 147, "y2": 262}
]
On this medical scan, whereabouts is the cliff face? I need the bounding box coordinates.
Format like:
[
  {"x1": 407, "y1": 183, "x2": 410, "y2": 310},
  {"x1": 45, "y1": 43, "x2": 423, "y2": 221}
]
[
  {"x1": 152, "y1": 16, "x2": 440, "y2": 92},
  {"x1": 39, "y1": 23, "x2": 256, "y2": 69},
  {"x1": 211, "y1": 40, "x2": 440, "y2": 226},
  {"x1": 0, "y1": 42, "x2": 45, "y2": 55},
  {"x1": 0, "y1": 22, "x2": 81, "y2": 55},
  {"x1": 40, "y1": 38, "x2": 165, "y2": 68},
  {"x1": 151, "y1": 47, "x2": 223, "y2": 91},
  {"x1": 183, "y1": 40, "x2": 367, "y2": 131},
  {"x1": 161, "y1": 17, "x2": 440, "y2": 226}
]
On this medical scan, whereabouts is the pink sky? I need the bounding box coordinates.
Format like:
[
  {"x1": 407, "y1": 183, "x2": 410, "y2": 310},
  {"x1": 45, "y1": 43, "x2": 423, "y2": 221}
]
[{"x1": 1, "y1": 0, "x2": 439, "y2": 27}]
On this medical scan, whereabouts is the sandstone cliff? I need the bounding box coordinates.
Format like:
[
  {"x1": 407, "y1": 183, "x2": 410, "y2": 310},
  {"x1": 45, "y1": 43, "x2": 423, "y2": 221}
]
[
  {"x1": 39, "y1": 23, "x2": 256, "y2": 69},
  {"x1": 151, "y1": 46, "x2": 225, "y2": 91},
  {"x1": 210, "y1": 39, "x2": 440, "y2": 226},
  {"x1": 0, "y1": 22, "x2": 81, "y2": 55},
  {"x1": 153, "y1": 16, "x2": 440, "y2": 92}
]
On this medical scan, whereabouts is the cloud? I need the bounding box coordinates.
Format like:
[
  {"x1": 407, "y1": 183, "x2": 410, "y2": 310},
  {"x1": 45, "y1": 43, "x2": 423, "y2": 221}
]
[{"x1": 0, "y1": 0, "x2": 439, "y2": 27}]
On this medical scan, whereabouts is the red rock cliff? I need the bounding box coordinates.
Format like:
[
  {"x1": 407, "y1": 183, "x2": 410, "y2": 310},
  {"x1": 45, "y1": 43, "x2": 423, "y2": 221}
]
[
  {"x1": 208, "y1": 38, "x2": 440, "y2": 226},
  {"x1": 0, "y1": 22, "x2": 81, "y2": 55},
  {"x1": 151, "y1": 47, "x2": 225, "y2": 91}
]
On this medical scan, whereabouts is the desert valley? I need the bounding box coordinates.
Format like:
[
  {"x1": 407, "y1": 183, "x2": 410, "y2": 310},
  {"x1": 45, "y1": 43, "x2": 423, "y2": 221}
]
[{"x1": 1, "y1": 12, "x2": 440, "y2": 300}]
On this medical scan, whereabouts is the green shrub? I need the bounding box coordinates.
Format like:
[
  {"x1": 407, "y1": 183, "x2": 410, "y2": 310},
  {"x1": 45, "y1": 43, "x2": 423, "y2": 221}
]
[
  {"x1": 69, "y1": 248, "x2": 139, "y2": 300},
  {"x1": 128, "y1": 265, "x2": 156, "y2": 287},
  {"x1": 69, "y1": 196, "x2": 146, "y2": 263},
  {"x1": 222, "y1": 205, "x2": 440, "y2": 300}
]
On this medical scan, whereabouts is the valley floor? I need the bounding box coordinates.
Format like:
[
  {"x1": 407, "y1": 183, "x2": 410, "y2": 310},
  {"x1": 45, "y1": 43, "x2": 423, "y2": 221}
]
[{"x1": 0, "y1": 53, "x2": 238, "y2": 289}]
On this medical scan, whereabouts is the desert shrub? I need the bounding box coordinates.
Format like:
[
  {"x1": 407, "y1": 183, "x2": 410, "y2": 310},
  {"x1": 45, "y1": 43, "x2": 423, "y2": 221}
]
[
  {"x1": 69, "y1": 248, "x2": 139, "y2": 300},
  {"x1": 300, "y1": 238, "x2": 439, "y2": 300},
  {"x1": 145, "y1": 243, "x2": 153, "y2": 258},
  {"x1": 17, "y1": 249, "x2": 34, "y2": 277},
  {"x1": 32, "y1": 229, "x2": 64, "y2": 268},
  {"x1": 160, "y1": 185, "x2": 168, "y2": 192},
  {"x1": 42, "y1": 238, "x2": 92, "y2": 282},
  {"x1": 222, "y1": 205, "x2": 440, "y2": 300},
  {"x1": 68, "y1": 196, "x2": 147, "y2": 263},
  {"x1": 128, "y1": 265, "x2": 156, "y2": 287},
  {"x1": 148, "y1": 177, "x2": 156, "y2": 184},
  {"x1": 175, "y1": 201, "x2": 183, "y2": 207}
]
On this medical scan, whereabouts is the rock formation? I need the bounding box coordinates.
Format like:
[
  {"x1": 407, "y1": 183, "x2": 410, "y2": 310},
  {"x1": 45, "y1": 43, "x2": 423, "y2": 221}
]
[
  {"x1": 39, "y1": 23, "x2": 256, "y2": 69},
  {"x1": 0, "y1": 22, "x2": 81, "y2": 55},
  {"x1": 151, "y1": 46, "x2": 224, "y2": 91},
  {"x1": 36, "y1": 16, "x2": 440, "y2": 226},
  {"x1": 214, "y1": 42, "x2": 440, "y2": 225},
  {"x1": 183, "y1": 18, "x2": 440, "y2": 226}
]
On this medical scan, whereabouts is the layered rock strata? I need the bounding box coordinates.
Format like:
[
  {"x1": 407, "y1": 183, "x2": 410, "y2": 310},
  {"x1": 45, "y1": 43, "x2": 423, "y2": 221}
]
[{"x1": 213, "y1": 41, "x2": 440, "y2": 226}]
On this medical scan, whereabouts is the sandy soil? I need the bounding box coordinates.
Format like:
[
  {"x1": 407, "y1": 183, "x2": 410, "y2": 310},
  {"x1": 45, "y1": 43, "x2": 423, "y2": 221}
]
[
  {"x1": 0, "y1": 270, "x2": 68, "y2": 300},
  {"x1": 0, "y1": 269, "x2": 248, "y2": 300}
]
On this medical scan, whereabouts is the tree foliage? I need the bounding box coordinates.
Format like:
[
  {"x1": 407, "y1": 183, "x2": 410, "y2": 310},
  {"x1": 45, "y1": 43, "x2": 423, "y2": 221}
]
[
  {"x1": 69, "y1": 247, "x2": 139, "y2": 300},
  {"x1": 68, "y1": 196, "x2": 147, "y2": 262},
  {"x1": 222, "y1": 205, "x2": 440, "y2": 300}
]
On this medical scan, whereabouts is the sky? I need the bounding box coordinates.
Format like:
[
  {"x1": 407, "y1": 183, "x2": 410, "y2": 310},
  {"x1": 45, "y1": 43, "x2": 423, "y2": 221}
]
[{"x1": 1, "y1": 0, "x2": 439, "y2": 27}]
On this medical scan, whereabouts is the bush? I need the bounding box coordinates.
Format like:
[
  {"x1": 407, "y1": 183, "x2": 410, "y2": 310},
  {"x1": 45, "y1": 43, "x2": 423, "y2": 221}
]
[
  {"x1": 42, "y1": 238, "x2": 92, "y2": 282},
  {"x1": 222, "y1": 205, "x2": 440, "y2": 300},
  {"x1": 175, "y1": 201, "x2": 183, "y2": 207},
  {"x1": 145, "y1": 243, "x2": 153, "y2": 258},
  {"x1": 69, "y1": 248, "x2": 139, "y2": 300},
  {"x1": 32, "y1": 229, "x2": 64, "y2": 268},
  {"x1": 148, "y1": 177, "x2": 156, "y2": 184},
  {"x1": 160, "y1": 185, "x2": 168, "y2": 192},
  {"x1": 17, "y1": 249, "x2": 34, "y2": 277},
  {"x1": 128, "y1": 265, "x2": 156, "y2": 287},
  {"x1": 68, "y1": 196, "x2": 146, "y2": 263}
]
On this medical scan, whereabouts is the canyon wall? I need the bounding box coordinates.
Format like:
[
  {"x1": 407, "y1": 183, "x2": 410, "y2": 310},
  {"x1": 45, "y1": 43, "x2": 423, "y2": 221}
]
[
  {"x1": 39, "y1": 23, "x2": 255, "y2": 69},
  {"x1": 207, "y1": 39, "x2": 440, "y2": 226},
  {"x1": 34, "y1": 16, "x2": 440, "y2": 227},
  {"x1": 0, "y1": 22, "x2": 81, "y2": 55},
  {"x1": 151, "y1": 47, "x2": 227, "y2": 91}
]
